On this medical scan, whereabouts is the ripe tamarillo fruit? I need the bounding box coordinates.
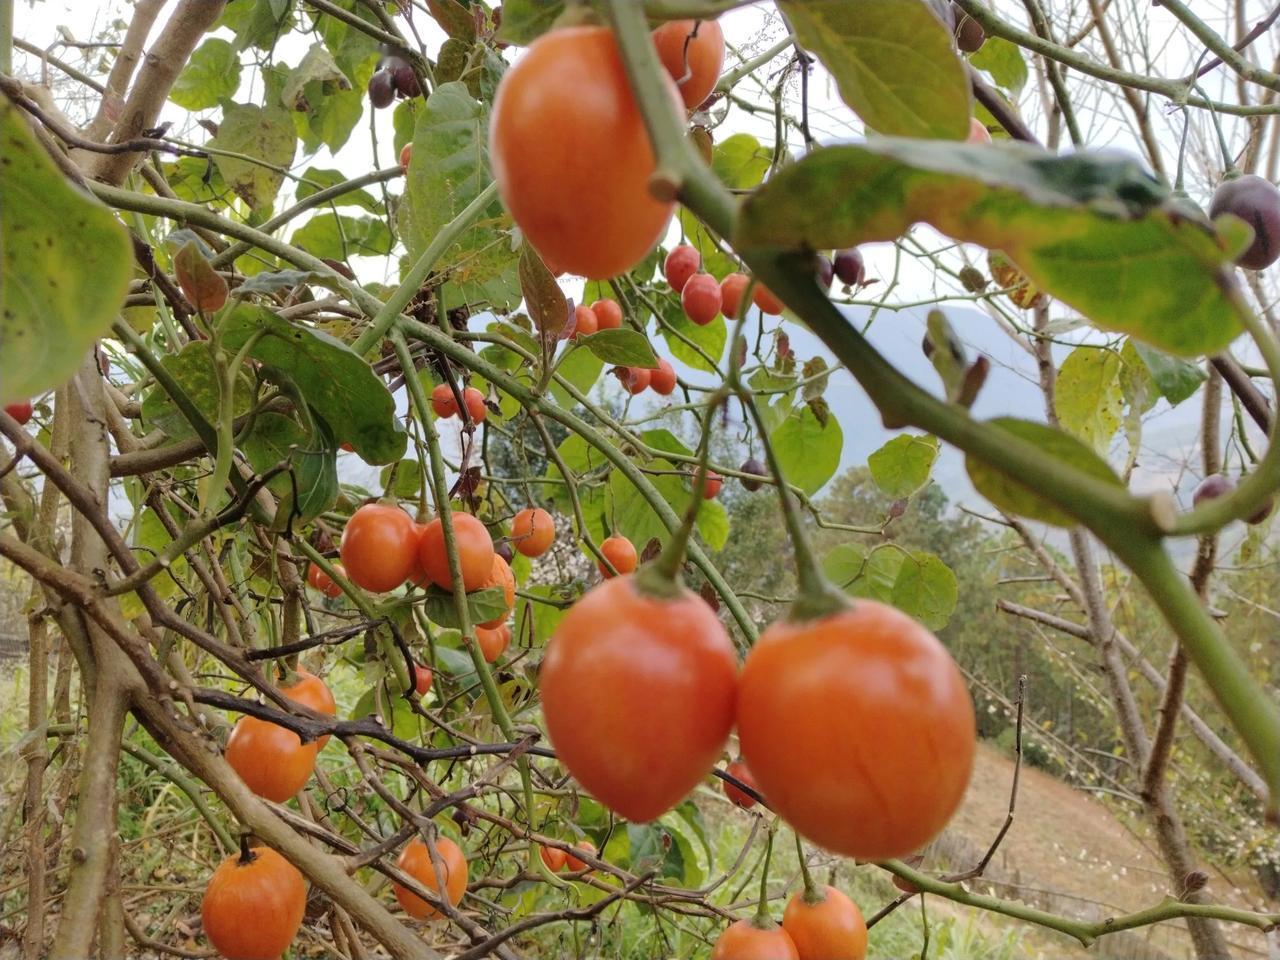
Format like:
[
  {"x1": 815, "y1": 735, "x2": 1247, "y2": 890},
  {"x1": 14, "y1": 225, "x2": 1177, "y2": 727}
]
[
  {"x1": 1209, "y1": 174, "x2": 1280, "y2": 270},
  {"x1": 664, "y1": 244, "x2": 701, "y2": 292}
]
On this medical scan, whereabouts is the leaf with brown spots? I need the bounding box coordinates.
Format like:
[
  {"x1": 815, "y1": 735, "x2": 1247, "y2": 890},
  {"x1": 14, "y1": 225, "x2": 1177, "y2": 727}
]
[{"x1": 0, "y1": 99, "x2": 132, "y2": 402}]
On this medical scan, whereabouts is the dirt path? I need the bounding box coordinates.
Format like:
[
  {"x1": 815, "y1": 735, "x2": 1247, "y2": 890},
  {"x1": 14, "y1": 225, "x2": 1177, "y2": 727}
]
[{"x1": 926, "y1": 743, "x2": 1273, "y2": 958}]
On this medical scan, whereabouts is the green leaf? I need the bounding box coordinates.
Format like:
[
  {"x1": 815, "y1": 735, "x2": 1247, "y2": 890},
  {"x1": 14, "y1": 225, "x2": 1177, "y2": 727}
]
[
  {"x1": 495, "y1": 0, "x2": 563, "y2": 44},
  {"x1": 313, "y1": 0, "x2": 380, "y2": 78},
  {"x1": 0, "y1": 101, "x2": 133, "y2": 403},
  {"x1": 380, "y1": 459, "x2": 424, "y2": 499},
  {"x1": 221, "y1": 306, "x2": 407, "y2": 464},
  {"x1": 419, "y1": 586, "x2": 508, "y2": 629},
  {"x1": 658, "y1": 294, "x2": 726, "y2": 373},
  {"x1": 139, "y1": 342, "x2": 251, "y2": 441},
  {"x1": 639, "y1": 429, "x2": 692, "y2": 458},
  {"x1": 392, "y1": 98, "x2": 420, "y2": 153},
  {"x1": 1130, "y1": 340, "x2": 1206, "y2": 406},
  {"x1": 782, "y1": 0, "x2": 970, "y2": 139},
  {"x1": 549, "y1": 348, "x2": 604, "y2": 408},
  {"x1": 580, "y1": 329, "x2": 659, "y2": 368},
  {"x1": 170, "y1": 38, "x2": 242, "y2": 110},
  {"x1": 1055, "y1": 347, "x2": 1124, "y2": 452},
  {"x1": 823, "y1": 543, "x2": 957, "y2": 630},
  {"x1": 161, "y1": 156, "x2": 230, "y2": 206},
  {"x1": 291, "y1": 213, "x2": 392, "y2": 261},
  {"x1": 240, "y1": 412, "x2": 338, "y2": 523},
  {"x1": 867, "y1": 434, "x2": 939, "y2": 498},
  {"x1": 211, "y1": 103, "x2": 297, "y2": 212},
  {"x1": 289, "y1": 45, "x2": 371, "y2": 154},
  {"x1": 965, "y1": 417, "x2": 1123, "y2": 526},
  {"x1": 770, "y1": 405, "x2": 843, "y2": 495},
  {"x1": 969, "y1": 36, "x2": 1027, "y2": 94},
  {"x1": 217, "y1": 0, "x2": 294, "y2": 50},
  {"x1": 736, "y1": 140, "x2": 1244, "y2": 357},
  {"x1": 427, "y1": 0, "x2": 477, "y2": 39},
  {"x1": 891, "y1": 550, "x2": 959, "y2": 631},
  {"x1": 824, "y1": 543, "x2": 903, "y2": 601},
  {"x1": 610, "y1": 469, "x2": 683, "y2": 553},
  {"x1": 696, "y1": 498, "x2": 730, "y2": 552},
  {"x1": 296, "y1": 167, "x2": 383, "y2": 213},
  {"x1": 711, "y1": 133, "x2": 771, "y2": 189},
  {"x1": 119, "y1": 508, "x2": 190, "y2": 618},
  {"x1": 400, "y1": 82, "x2": 515, "y2": 306}
]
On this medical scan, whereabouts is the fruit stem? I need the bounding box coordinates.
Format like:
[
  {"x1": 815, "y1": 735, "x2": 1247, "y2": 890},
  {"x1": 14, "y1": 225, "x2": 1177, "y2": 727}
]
[
  {"x1": 753, "y1": 820, "x2": 777, "y2": 929},
  {"x1": 1193, "y1": 82, "x2": 1236, "y2": 174},
  {"x1": 795, "y1": 831, "x2": 822, "y2": 904},
  {"x1": 736, "y1": 352, "x2": 849, "y2": 625},
  {"x1": 237, "y1": 832, "x2": 256, "y2": 865},
  {"x1": 351, "y1": 181, "x2": 498, "y2": 356},
  {"x1": 642, "y1": 387, "x2": 727, "y2": 590}
]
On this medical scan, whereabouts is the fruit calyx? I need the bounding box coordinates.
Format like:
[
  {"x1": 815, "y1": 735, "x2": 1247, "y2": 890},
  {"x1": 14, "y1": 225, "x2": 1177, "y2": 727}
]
[
  {"x1": 237, "y1": 833, "x2": 258, "y2": 866},
  {"x1": 786, "y1": 580, "x2": 852, "y2": 625}
]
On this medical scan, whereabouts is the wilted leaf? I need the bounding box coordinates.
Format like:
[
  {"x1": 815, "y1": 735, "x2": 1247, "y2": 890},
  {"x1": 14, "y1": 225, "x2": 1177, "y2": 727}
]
[
  {"x1": 211, "y1": 102, "x2": 297, "y2": 211},
  {"x1": 1056, "y1": 346, "x2": 1124, "y2": 452}
]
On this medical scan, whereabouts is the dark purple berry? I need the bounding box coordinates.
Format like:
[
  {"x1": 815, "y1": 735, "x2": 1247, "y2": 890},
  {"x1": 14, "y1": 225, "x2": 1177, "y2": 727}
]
[
  {"x1": 740, "y1": 457, "x2": 767, "y2": 492},
  {"x1": 367, "y1": 69, "x2": 394, "y2": 109},
  {"x1": 1192, "y1": 473, "x2": 1235, "y2": 508},
  {"x1": 815, "y1": 255, "x2": 834, "y2": 289},
  {"x1": 1209, "y1": 174, "x2": 1280, "y2": 270},
  {"x1": 495, "y1": 540, "x2": 514, "y2": 564},
  {"x1": 390, "y1": 61, "x2": 421, "y2": 99},
  {"x1": 834, "y1": 248, "x2": 865, "y2": 287}
]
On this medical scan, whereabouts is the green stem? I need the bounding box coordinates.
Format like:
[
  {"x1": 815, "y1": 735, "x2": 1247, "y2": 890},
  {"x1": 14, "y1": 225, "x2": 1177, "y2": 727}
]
[
  {"x1": 1174, "y1": 288, "x2": 1280, "y2": 533},
  {"x1": 715, "y1": 36, "x2": 793, "y2": 94},
  {"x1": 753, "y1": 821, "x2": 777, "y2": 928},
  {"x1": 646, "y1": 389, "x2": 725, "y2": 586},
  {"x1": 741, "y1": 380, "x2": 845, "y2": 622},
  {"x1": 352, "y1": 182, "x2": 498, "y2": 356},
  {"x1": 390, "y1": 331, "x2": 542, "y2": 842},
  {"x1": 1103, "y1": 537, "x2": 1280, "y2": 815},
  {"x1": 878, "y1": 857, "x2": 1280, "y2": 946},
  {"x1": 0, "y1": 0, "x2": 12, "y2": 75},
  {"x1": 794, "y1": 831, "x2": 820, "y2": 903},
  {"x1": 212, "y1": 167, "x2": 403, "y2": 268},
  {"x1": 203, "y1": 330, "x2": 261, "y2": 514}
]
